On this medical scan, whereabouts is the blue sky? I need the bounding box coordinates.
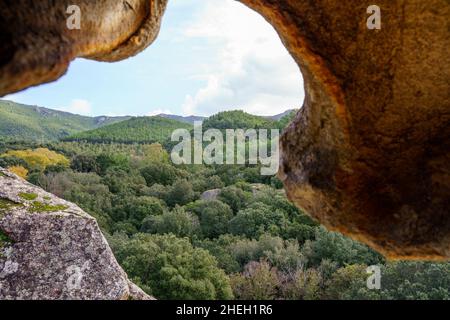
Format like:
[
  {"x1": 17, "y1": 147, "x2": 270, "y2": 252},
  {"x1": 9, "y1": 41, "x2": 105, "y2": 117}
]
[{"x1": 4, "y1": 0, "x2": 304, "y2": 117}]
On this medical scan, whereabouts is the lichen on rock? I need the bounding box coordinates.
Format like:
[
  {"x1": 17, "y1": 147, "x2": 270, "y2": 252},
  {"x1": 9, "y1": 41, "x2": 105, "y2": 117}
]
[{"x1": 0, "y1": 167, "x2": 152, "y2": 300}]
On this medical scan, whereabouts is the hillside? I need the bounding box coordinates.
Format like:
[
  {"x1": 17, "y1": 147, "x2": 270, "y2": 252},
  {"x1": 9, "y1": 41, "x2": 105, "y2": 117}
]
[
  {"x1": 64, "y1": 116, "x2": 193, "y2": 144},
  {"x1": 0, "y1": 100, "x2": 129, "y2": 141},
  {"x1": 202, "y1": 110, "x2": 276, "y2": 130},
  {"x1": 0, "y1": 99, "x2": 297, "y2": 143},
  {"x1": 266, "y1": 109, "x2": 297, "y2": 121},
  {"x1": 157, "y1": 113, "x2": 206, "y2": 124}
]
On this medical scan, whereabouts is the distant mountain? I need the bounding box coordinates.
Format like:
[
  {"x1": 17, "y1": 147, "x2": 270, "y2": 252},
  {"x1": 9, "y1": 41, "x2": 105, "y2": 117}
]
[
  {"x1": 202, "y1": 110, "x2": 276, "y2": 130},
  {"x1": 0, "y1": 99, "x2": 297, "y2": 142},
  {"x1": 0, "y1": 100, "x2": 130, "y2": 141},
  {"x1": 266, "y1": 109, "x2": 297, "y2": 121},
  {"x1": 64, "y1": 116, "x2": 192, "y2": 144},
  {"x1": 157, "y1": 114, "x2": 206, "y2": 124},
  {"x1": 159, "y1": 110, "x2": 295, "y2": 124}
]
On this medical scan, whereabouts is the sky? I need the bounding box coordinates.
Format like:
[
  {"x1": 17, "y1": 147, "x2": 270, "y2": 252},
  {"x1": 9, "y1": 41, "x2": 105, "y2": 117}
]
[{"x1": 3, "y1": 0, "x2": 304, "y2": 117}]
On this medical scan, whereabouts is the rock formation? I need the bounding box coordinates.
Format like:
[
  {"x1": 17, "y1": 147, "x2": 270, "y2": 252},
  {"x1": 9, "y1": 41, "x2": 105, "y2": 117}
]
[
  {"x1": 0, "y1": 168, "x2": 152, "y2": 300},
  {"x1": 0, "y1": 0, "x2": 168, "y2": 96},
  {"x1": 239, "y1": 0, "x2": 450, "y2": 260},
  {"x1": 0, "y1": 0, "x2": 449, "y2": 259}
]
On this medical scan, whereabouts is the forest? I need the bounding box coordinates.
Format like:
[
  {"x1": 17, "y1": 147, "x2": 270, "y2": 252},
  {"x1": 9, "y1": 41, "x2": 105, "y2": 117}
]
[{"x1": 0, "y1": 110, "x2": 448, "y2": 300}]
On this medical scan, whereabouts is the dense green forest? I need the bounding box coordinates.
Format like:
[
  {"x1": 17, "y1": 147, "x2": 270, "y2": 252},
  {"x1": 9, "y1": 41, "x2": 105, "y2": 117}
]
[
  {"x1": 0, "y1": 100, "x2": 129, "y2": 141},
  {"x1": 0, "y1": 109, "x2": 448, "y2": 300},
  {"x1": 64, "y1": 116, "x2": 193, "y2": 144}
]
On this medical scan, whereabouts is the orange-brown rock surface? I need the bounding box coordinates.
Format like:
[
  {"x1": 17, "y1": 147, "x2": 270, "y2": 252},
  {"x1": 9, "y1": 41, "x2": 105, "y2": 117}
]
[
  {"x1": 0, "y1": 0, "x2": 449, "y2": 259},
  {"x1": 0, "y1": 0, "x2": 168, "y2": 96},
  {"x1": 239, "y1": 0, "x2": 450, "y2": 259}
]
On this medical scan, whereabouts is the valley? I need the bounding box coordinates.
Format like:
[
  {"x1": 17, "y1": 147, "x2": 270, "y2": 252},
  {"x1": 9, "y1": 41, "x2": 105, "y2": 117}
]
[{"x1": 0, "y1": 102, "x2": 448, "y2": 300}]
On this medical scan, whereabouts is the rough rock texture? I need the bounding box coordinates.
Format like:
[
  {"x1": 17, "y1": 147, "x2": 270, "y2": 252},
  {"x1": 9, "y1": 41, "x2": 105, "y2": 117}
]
[
  {"x1": 0, "y1": 0, "x2": 168, "y2": 96},
  {"x1": 238, "y1": 0, "x2": 450, "y2": 260},
  {"x1": 0, "y1": 168, "x2": 152, "y2": 300},
  {"x1": 0, "y1": 0, "x2": 449, "y2": 260}
]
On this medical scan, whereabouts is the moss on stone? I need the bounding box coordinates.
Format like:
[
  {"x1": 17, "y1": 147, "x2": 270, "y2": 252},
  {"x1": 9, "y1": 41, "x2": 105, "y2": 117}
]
[
  {"x1": 0, "y1": 172, "x2": 5, "y2": 177},
  {"x1": 43, "y1": 196, "x2": 51, "y2": 201},
  {"x1": 0, "y1": 198, "x2": 23, "y2": 217},
  {"x1": 29, "y1": 201, "x2": 68, "y2": 213},
  {"x1": 0, "y1": 229, "x2": 13, "y2": 256},
  {"x1": 19, "y1": 192, "x2": 38, "y2": 201}
]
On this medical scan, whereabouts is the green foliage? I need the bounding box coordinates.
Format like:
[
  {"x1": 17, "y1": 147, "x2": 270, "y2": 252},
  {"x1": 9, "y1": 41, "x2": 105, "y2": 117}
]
[
  {"x1": 280, "y1": 268, "x2": 322, "y2": 300},
  {"x1": 323, "y1": 264, "x2": 379, "y2": 300},
  {"x1": 187, "y1": 200, "x2": 234, "y2": 239},
  {"x1": 203, "y1": 110, "x2": 275, "y2": 131},
  {"x1": 218, "y1": 186, "x2": 251, "y2": 213},
  {"x1": 65, "y1": 116, "x2": 192, "y2": 144},
  {"x1": 194, "y1": 235, "x2": 243, "y2": 274},
  {"x1": 229, "y1": 202, "x2": 287, "y2": 238},
  {"x1": 0, "y1": 100, "x2": 128, "y2": 141},
  {"x1": 112, "y1": 196, "x2": 166, "y2": 229},
  {"x1": 379, "y1": 262, "x2": 450, "y2": 300},
  {"x1": 2, "y1": 138, "x2": 447, "y2": 301},
  {"x1": 141, "y1": 162, "x2": 181, "y2": 186},
  {"x1": 276, "y1": 110, "x2": 298, "y2": 131},
  {"x1": 141, "y1": 206, "x2": 200, "y2": 237},
  {"x1": 109, "y1": 233, "x2": 233, "y2": 300},
  {"x1": 230, "y1": 260, "x2": 280, "y2": 300},
  {"x1": 301, "y1": 227, "x2": 384, "y2": 268},
  {"x1": 0, "y1": 156, "x2": 29, "y2": 170},
  {"x1": 70, "y1": 154, "x2": 100, "y2": 173},
  {"x1": 165, "y1": 179, "x2": 197, "y2": 207},
  {"x1": 96, "y1": 154, "x2": 130, "y2": 175}
]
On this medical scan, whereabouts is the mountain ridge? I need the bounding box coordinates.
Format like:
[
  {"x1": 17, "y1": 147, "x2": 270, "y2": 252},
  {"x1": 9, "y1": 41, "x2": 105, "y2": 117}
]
[
  {"x1": 0, "y1": 100, "x2": 297, "y2": 142},
  {"x1": 0, "y1": 100, "x2": 131, "y2": 141}
]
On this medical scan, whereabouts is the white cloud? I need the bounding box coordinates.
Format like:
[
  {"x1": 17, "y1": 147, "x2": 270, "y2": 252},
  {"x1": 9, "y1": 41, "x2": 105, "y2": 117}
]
[
  {"x1": 60, "y1": 99, "x2": 92, "y2": 116},
  {"x1": 180, "y1": 0, "x2": 304, "y2": 116}
]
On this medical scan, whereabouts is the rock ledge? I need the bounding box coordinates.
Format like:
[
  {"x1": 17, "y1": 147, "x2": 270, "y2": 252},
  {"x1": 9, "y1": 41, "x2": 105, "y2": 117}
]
[{"x1": 0, "y1": 167, "x2": 152, "y2": 300}]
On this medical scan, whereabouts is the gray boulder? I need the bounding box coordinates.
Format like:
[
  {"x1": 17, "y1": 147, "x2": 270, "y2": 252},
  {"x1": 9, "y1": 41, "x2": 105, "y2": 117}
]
[{"x1": 0, "y1": 167, "x2": 152, "y2": 300}]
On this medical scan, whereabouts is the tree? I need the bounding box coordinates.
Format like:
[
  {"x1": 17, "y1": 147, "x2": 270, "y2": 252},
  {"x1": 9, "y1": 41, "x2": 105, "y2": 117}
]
[
  {"x1": 109, "y1": 233, "x2": 234, "y2": 300},
  {"x1": 140, "y1": 162, "x2": 180, "y2": 186},
  {"x1": 379, "y1": 262, "x2": 450, "y2": 300},
  {"x1": 8, "y1": 165, "x2": 28, "y2": 178},
  {"x1": 102, "y1": 167, "x2": 147, "y2": 195},
  {"x1": 280, "y1": 268, "x2": 322, "y2": 300},
  {"x1": 70, "y1": 154, "x2": 100, "y2": 173},
  {"x1": 191, "y1": 174, "x2": 224, "y2": 193},
  {"x1": 187, "y1": 200, "x2": 233, "y2": 239},
  {"x1": 218, "y1": 186, "x2": 251, "y2": 213},
  {"x1": 230, "y1": 260, "x2": 280, "y2": 300},
  {"x1": 323, "y1": 264, "x2": 379, "y2": 300},
  {"x1": 195, "y1": 235, "x2": 242, "y2": 274},
  {"x1": 165, "y1": 179, "x2": 196, "y2": 207},
  {"x1": 301, "y1": 227, "x2": 384, "y2": 268},
  {"x1": 141, "y1": 206, "x2": 200, "y2": 237},
  {"x1": 96, "y1": 153, "x2": 129, "y2": 175},
  {"x1": 228, "y1": 234, "x2": 304, "y2": 272},
  {"x1": 229, "y1": 203, "x2": 286, "y2": 238},
  {"x1": 112, "y1": 196, "x2": 165, "y2": 228}
]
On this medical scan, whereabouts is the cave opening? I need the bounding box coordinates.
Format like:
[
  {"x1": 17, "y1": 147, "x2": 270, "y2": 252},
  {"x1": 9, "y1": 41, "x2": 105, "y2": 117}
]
[{"x1": 3, "y1": 0, "x2": 305, "y2": 122}]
